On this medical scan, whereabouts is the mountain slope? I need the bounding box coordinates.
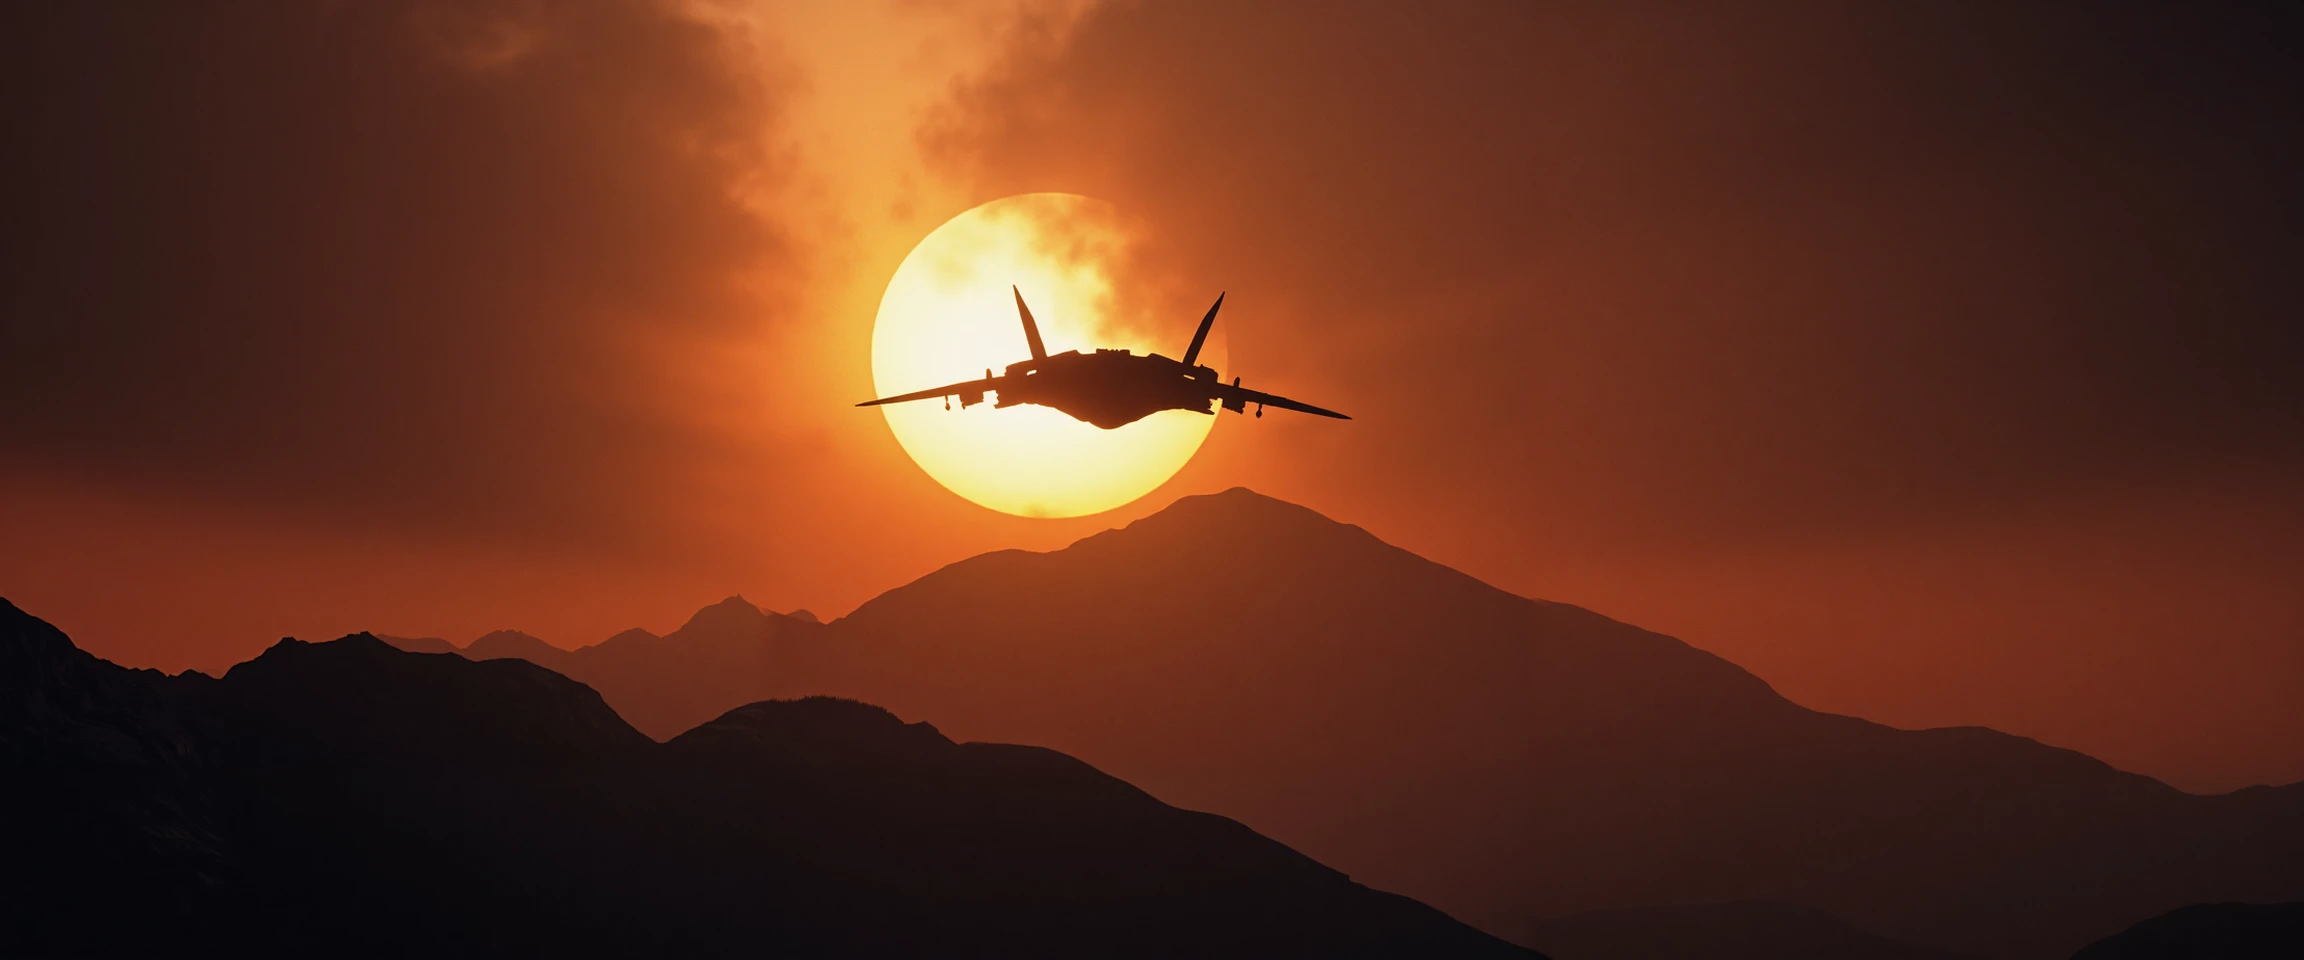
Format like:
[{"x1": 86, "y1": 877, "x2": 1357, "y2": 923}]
[
  {"x1": 1525, "y1": 901, "x2": 1988, "y2": 960},
  {"x1": 347, "y1": 487, "x2": 2304, "y2": 957},
  {"x1": 382, "y1": 598, "x2": 827, "y2": 739},
  {"x1": 373, "y1": 633, "x2": 458, "y2": 654},
  {"x1": 802, "y1": 488, "x2": 2304, "y2": 958},
  {"x1": 2068, "y1": 902, "x2": 2304, "y2": 959},
  {"x1": 1, "y1": 599, "x2": 1527, "y2": 958},
  {"x1": 0, "y1": 597, "x2": 241, "y2": 954}
]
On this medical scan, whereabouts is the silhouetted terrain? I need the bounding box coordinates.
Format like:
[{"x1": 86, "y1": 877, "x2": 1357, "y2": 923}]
[
  {"x1": 381, "y1": 600, "x2": 815, "y2": 739},
  {"x1": 1, "y1": 598, "x2": 1528, "y2": 958},
  {"x1": 2068, "y1": 902, "x2": 2304, "y2": 959},
  {"x1": 372, "y1": 632, "x2": 458, "y2": 654},
  {"x1": 419, "y1": 489, "x2": 2304, "y2": 958},
  {"x1": 1525, "y1": 901, "x2": 1986, "y2": 960}
]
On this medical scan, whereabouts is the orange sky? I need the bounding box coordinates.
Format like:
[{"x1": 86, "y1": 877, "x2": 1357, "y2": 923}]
[{"x1": 2, "y1": 0, "x2": 2298, "y2": 793}]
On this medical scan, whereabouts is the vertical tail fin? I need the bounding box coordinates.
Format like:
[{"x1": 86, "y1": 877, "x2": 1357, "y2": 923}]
[
  {"x1": 1013, "y1": 285, "x2": 1048, "y2": 361},
  {"x1": 1182, "y1": 292, "x2": 1224, "y2": 367}
]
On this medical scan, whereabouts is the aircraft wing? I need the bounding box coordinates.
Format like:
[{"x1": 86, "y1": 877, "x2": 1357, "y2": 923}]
[
  {"x1": 855, "y1": 376, "x2": 997, "y2": 407},
  {"x1": 1212, "y1": 381, "x2": 1350, "y2": 419}
]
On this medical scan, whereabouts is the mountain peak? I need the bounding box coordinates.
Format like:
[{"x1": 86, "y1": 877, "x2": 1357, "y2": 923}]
[
  {"x1": 219, "y1": 632, "x2": 647, "y2": 757},
  {"x1": 464, "y1": 629, "x2": 566, "y2": 663},
  {"x1": 674, "y1": 696, "x2": 948, "y2": 761},
  {"x1": 1142, "y1": 486, "x2": 1353, "y2": 531},
  {"x1": 676, "y1": 595, "x2": 771, "y2": 636},
  {"x1": 472, "y1": 628, "x2": 547, "y2": 646},
  {"x1": 1045, "y1": 486, "x2": 1395, "y2": 572},
  {"x1": 599, "y1": 627, "x2": 660, "y2": 646},
  {"x1": 1, "y1": 595, "x2": 79, "y2": 669}
]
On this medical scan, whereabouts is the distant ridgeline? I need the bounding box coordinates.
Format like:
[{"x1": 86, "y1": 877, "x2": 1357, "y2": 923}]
[
  {"x1": 382, "y1": 488, "x2": 2302, "y2": 960},
  {"x1": 0, "y1": 597, "x2": 1527, "y2": 958}
]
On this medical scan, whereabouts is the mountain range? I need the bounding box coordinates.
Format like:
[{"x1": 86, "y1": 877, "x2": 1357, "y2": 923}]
[
  {"x1": 380, "y1": 488, "x2": 2304, "y2": 958},
  {"x1": 379, "y1": 595, "x2": 818, "y2": 740},
  {"x1": 1, "y1": 596, "x2": 1526, "y2": 957}
]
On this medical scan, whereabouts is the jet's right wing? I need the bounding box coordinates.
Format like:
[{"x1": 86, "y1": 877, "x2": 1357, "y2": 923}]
[
  {"x1": 856, "y1": 376, "x2": 997, "y2": 408},
  {"x1": 1211, "y1": 380, "x2": 1350, "y2": 419}
]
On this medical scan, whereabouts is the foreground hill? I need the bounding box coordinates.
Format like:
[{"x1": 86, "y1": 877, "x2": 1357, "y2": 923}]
[
  {"x1": 1524, "y1": 901, "x2": 1987, "y2": 960},
  {"x1": 2068, "y1": 902, "x2": 2304, "y2": 959},
  {"x1": 429, "y1": 488, "x2": 2304, "y2": 958},
  {"x1": 0, "y1": 598, "x2": 1527, "y2": 958}
]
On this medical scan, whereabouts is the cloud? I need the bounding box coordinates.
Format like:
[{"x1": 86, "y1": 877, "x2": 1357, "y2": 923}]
[
  {"x1": 924, "y1": 1, "x2": 2304, "y2": 544},
  {"x1": 0, "y1": 0, "x2": 798, "y2": 547}
]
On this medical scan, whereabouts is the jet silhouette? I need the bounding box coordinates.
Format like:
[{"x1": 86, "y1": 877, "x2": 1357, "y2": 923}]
[{"x1": 858, "y1": 288, "x2": 1349, "y2": 429}]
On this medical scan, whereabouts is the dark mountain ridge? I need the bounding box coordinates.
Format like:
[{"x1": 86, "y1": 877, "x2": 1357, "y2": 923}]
[
  {"x1": 1, "y1": 597, "x2": 1527, "y2": 958},
  {"x1": 1, "y1": 598, "x2": 238, "y2": 949},
  {"x1": 1524, "y1": 900, "x2": 1990, "y2": 960},
  {"x1": 2068, "y1": 902, "x2": 2304, "y2": 959},
  {"x1": 393, "y1": 488, "x2": 2304, "y2": 959},
  {"x1": 380, "y1": 597, "x2": 819, "y2": 738}
]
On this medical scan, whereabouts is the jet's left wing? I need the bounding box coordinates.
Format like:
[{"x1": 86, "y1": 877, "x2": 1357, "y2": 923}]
[
  {"x1": 1211, "y1": 380, "x2": 1350, "y2": 419},
  {"x1": 856, "y1": 376, "x2": 997, "y2": 408}
]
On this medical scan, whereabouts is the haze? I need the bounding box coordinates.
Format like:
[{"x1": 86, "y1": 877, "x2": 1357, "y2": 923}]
[{"x1": 1, "y1": 1, "x2": 2297, "y2": 794}]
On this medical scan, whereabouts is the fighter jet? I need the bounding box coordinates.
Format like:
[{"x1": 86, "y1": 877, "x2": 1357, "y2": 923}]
[{"x1": 858, "y1": 287, "x2": 1348, "y2": 430}]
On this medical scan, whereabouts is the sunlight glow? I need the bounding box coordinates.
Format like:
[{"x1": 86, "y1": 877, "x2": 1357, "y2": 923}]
[{"x1": 870, "y1": 193, "x2": 1223, "y2": 517}]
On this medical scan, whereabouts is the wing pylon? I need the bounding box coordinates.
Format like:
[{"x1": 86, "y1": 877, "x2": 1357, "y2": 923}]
[
  {"x1": 1212, "y1": 378, "x2": 1349, "y2": 419},
  {"x1": 856, "y1": 375, "x2": 997, "y2": 408}
]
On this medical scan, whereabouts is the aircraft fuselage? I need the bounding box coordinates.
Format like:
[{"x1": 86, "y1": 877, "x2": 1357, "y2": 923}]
[
  {"x1": 859, "y1": 286, "x2": 1347, "y2": 428},
  {"x1": 983, "y1": 350, "x2": 1219, "y2": 430}
]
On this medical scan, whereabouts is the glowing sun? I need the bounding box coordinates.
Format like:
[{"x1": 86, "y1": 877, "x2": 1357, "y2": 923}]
[{"x1": 870, "y1": 193, "x2": 1224, "y2": 518}]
